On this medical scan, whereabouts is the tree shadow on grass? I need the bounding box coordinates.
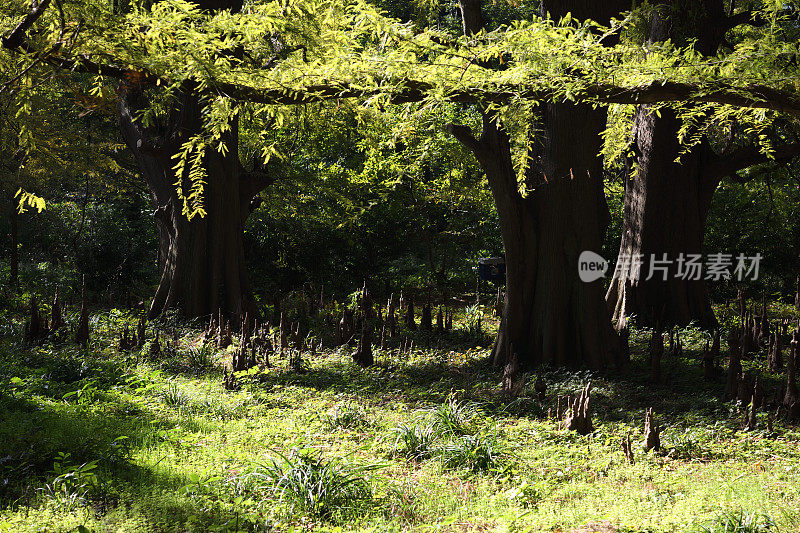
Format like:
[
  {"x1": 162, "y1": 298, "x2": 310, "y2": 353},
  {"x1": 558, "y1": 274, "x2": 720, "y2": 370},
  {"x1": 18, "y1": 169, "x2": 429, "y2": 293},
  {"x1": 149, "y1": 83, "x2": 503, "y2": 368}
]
[
  {"x1": 0, "y1": 388, "x2": 151, "y2": 503},
  {"x1": 249, "y1": 352, "x2": 497, "y2": 406},
  {"x1": 242, "y1": 339, "x2": 784, "y2": 433},
  {"x1": 1, "y1": 324, "x2": 789, "y2": 530},
  {"x1": 0, "y1": 387, "x2": 255, "y2": 531}
]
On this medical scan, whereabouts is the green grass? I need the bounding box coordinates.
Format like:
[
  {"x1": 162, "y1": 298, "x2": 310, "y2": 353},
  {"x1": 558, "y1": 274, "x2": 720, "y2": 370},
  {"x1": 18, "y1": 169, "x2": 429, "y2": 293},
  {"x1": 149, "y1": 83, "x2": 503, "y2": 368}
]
[
  {"x1": 244, "y1": 447, "x2": 380, "y2": 521},
  {"x1": 321, "y1": 401, "x2": 373, "y2": 430},
  {"x1": 686, "y1": 509, "x2": 776, "y2": 533},
  {"x1": 0, "y1": 303, "x2": 799, "y2": 532}
]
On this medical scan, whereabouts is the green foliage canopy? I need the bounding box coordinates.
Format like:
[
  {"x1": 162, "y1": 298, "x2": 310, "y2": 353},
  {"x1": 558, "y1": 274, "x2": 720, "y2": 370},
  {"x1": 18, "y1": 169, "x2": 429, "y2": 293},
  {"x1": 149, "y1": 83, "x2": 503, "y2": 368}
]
[{"x1": 4, "y1": 0, "x2": 800, "y2": 214}]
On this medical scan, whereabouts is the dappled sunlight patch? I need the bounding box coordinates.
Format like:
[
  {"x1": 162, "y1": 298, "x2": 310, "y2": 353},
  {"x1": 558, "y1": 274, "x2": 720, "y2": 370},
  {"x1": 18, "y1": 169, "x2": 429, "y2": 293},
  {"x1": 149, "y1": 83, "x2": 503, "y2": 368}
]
[
  {"x1": 561, "y1": 521, "x2": 617, "y2": 533},
  {"x1": 1, "y1": 308, "x2": 800, "y2": 531}
]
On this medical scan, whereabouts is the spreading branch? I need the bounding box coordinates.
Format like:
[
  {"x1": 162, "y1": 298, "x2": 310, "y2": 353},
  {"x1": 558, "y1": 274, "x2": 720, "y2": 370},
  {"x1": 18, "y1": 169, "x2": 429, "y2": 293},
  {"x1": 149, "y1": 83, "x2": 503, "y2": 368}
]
[
  {"x1": 707, "y1": 141, "x2": 800, "y2": 181},
  {"x1": 1, "y1": 0, "x2": 52, "y2": 50},
  {"x1": 445, "y1": 123, "x2": 481, "y2": 153},
  {"x1": 206, "y1": 79, "x2": 800, "y2": 117},
  {"x1": 719, "y1": 10, "x2": 767, "y2": 32},
  {"x1": 240, "y1": 170, "x2": 277, "y2": 194},
  {"x1": 5, "y1": 2, "x2": 800, "y2": 119}
]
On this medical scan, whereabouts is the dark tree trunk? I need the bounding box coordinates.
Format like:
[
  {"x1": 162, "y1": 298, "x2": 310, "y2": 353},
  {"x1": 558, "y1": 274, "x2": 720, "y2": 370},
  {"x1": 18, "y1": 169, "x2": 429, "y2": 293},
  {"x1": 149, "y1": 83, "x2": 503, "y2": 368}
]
[
  {"x1": 452, "y1": 109, "x2": 620, "y2": 370},
  {"x1": 9, "y1": 195, "x2": 18, "y2": 290},
  {"x1": 606, "y1": 2, "x2": 721, "y2": 330},
  {"x1": 508, "y1": 102, "x2": 619, "y2": 369},
  {"x1": 451, "y1": 0, "x2": 625, "y2": 370},
  {"x1": 606, "y1": 108, "x2": 718, "y2": 329},
  {"x1": 607, "y1": 105, "x2": 800, "y2": 330},
  {"x1": 604, "y1": 0, "x2": 800, "y2": 329},
  {"x1": 353, "y1": 284, "x2": 374, "y2": 367},
  {"x1": 76, "y1": 275, "x2": 89, "y2": 344},
  {"x1": 118, "y1": 88, "x2": 261, "y2": 322},
  {"x1": 113, "y1": 0, "x2": 260, "y2": 323},
  {"x1": 458, "y1": 0, "x2": 484, "y2": 36}
]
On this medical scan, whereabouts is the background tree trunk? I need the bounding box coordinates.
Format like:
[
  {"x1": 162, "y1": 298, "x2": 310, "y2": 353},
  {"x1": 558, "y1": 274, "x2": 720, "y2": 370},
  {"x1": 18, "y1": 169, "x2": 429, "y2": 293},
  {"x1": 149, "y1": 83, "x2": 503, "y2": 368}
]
[
  {"x1": 606, "y1": 1, "x2": 720, "y2": 329},
  {"x1": 9, "y1": 195, "x2": 18, "y2": 290},
  {"x1": 604, "y1": 0, "x2": 780, "y2": 329},
  {"x1": 451, "y1": 97, "x2": 620, "y2": 371},
  {"x1": 118, "y1": 89, "x2": 258, "y2": 322},
  {"x1": 606, "y1": 108, "x2": 718, "y2": 329},
  {"x1": 108, "y1": 0, "x2": 262, "y2": 323}
]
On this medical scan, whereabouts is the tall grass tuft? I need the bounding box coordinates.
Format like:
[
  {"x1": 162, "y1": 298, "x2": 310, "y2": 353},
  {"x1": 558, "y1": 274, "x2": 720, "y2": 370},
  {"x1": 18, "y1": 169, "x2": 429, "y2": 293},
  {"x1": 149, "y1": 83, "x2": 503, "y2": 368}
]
[
  {"x1": 688, "y1": 509, "x2": 775, "y2": 533},
  {"x1": 253, "y1": 448, "x2": 378, "y2": 521},
  {"x1": 390, "y1": 421, "x2": 437, "y2": 461},
  {"x1": 427, "y1": 394, "x2": 477, "y2": 436},
  {"x1": 161, "y1": 380, "x2": 191, "y2": 408},
  {"x1": 439, "y1": 433, "x2": 502, "y2": 473},
  {"x1": 322, "y1": 401, "x2": 371, "y2": 430},
  {"x1": 185, "y1": 341, "x2": 216, "y2": 372},
  {"x1": 38, "y1": 453, "x2": 99, "y2": 512}
]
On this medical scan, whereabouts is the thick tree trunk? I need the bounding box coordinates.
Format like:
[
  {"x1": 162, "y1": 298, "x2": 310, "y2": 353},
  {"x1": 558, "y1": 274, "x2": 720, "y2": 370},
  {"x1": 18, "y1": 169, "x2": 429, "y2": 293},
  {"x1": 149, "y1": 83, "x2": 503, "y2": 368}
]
[
  {"x1": 118, "y1": 89, "x2": 259, "y2": 321},
  {"x1": 607, "y1": 121, "x2": 800, "y2": 331},
  {"x1": 606, "y1": 108, "x2": 718, "y2": 329},
  {"x1": 110, "y1": 0, "x2": 260, "y2": 322},
  {"x1": 9, "y1": 195, "x2": 18, "y2": 289},
  {"x1": 452, "y1": 110, "x2": 620, "y2": 370},
  {"x1": 451, "y1": 0, "x2": 625, "y2": 370},
  {"x1": 605, "y1": 0, "x2": 772, "y2": 329},
  {"x1": 503, "y1": 102, "x2": 620, "y2": 369}
]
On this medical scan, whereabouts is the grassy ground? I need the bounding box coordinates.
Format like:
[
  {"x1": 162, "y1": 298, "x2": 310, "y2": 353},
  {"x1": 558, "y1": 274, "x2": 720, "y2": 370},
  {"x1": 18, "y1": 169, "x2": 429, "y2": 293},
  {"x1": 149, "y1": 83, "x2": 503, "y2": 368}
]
[{"x1": 1, "y1": 302, "x2": 799, "y2": 532}]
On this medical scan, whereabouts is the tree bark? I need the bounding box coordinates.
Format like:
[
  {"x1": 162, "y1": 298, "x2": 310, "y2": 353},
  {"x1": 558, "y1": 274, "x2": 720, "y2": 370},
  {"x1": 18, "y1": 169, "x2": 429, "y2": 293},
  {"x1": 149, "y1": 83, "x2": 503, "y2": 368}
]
[
  {"x1": 458, "y1": 0, "x2": 484, "y2": 35},
  {"x1": 118, "y1": 88, "x2": 260, "y2": 322},
  {"x1": 607, "y1": 2, "x2": 718, "y2": 329},
  {"x1": 9, "y1": 195, "x2": 18, "y2": 290},
  {"x1": 605, "y1": 0, "x2": 798, "y2": 329},
  {"x1": 110, "y1": 0, "x2": 264, "y2": 323},
  {"x1": 451, "y1": 108, "x2": 621, "y2": 370},
  {"x1": 451, "y1": 0, "x2": 625, "y2": 370},
  {"x1": 606, "y1": 108, "x2": 718, "y2": 329},
  {"x1": 607, "y1": 111, "x2": 800, "y2": 329}
]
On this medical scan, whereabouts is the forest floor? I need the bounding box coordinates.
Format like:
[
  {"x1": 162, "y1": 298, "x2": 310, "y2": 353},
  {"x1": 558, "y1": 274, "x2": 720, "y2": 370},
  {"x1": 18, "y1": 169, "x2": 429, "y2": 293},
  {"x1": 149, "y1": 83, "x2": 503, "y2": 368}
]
[{"x1": 1, "y1": 302, "x2": 799, "y2": 532}]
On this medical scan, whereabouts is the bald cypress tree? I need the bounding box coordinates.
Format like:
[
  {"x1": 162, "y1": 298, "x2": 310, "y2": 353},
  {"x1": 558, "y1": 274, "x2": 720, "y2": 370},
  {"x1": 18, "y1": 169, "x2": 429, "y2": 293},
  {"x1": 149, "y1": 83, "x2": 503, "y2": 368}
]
[
  {"x1": 450, "y1": 0, "x2": 626, "y2": 369},
  {"x1": 606, "y1": 0, "x2": 800, "y2": 329}
]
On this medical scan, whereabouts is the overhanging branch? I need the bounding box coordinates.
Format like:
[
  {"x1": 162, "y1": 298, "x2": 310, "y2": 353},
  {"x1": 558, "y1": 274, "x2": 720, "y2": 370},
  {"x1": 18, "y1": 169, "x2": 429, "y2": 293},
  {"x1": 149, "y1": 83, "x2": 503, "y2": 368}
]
[
  {"x1": 1, "y1": 0, "x2": 51, "y2": 50},
  {"x1": 719, "y1": 10, "x2": 767, "y2": 32},
  {"x1": 240, "y1": 170, "x2": 276, "y2": 194},
  {"x1": 10, "y1": 45, "x2": 800, "y2": 117},
  {"x1": 708, "y1": 141, "x2": 800, "y2": 181},
  {"x1": 4, "y1": 1, "x2": 800, "y2": 118},
  {"x1": 209, "y1": 78, "x2": 800, "y2": 116},
  {"x1": 445, "y1": 123, "x2": 480, "y2": 153}
]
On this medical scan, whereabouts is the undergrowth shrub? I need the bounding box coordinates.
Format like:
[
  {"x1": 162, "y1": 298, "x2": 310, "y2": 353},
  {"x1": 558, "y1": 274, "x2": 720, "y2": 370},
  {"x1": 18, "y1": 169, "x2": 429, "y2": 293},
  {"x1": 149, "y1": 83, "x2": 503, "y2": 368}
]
[
  {"x1": 390, "y1": 396, "x2": 503, "y2": 472},
  {"x1": 61, "y1": 379, "x2": 101, "y2": 406},
  {"x1": 687, "y1": 509, "x2": 775, "y2": 533},
  {"x1": 666, "y1": 434, "x2": 715, "y2": 461},
  {"x1": 45, "y1": 357, "x2": 92, "y2": 384},
  {"x1": 247, "y1": 448, "x2": 379, "y2": 521},
  {"x1": 460, "y1": 304, "x2": 492, "y2": 345},
  {"x1": 185, "y1": 341, "x2": 216, "y2": 372},
  {"x1": 322, "y1": 401, "x2": 371, "y2": 430},
  {"x1": 37, "y1": 452, "x2": 99, "y2": 512},
  {"x1": 427, "y1": 394, "x2": 477, "y2": 436},
  {"x1": 161, "y1": 380, "x2": 191, "y2": 408},
  {"x1": 390, "y1": 421, "x2": 437, "y2": 461},
  {"x1": 439, "y1": 433, "x2": 502, "y2": 473}
]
